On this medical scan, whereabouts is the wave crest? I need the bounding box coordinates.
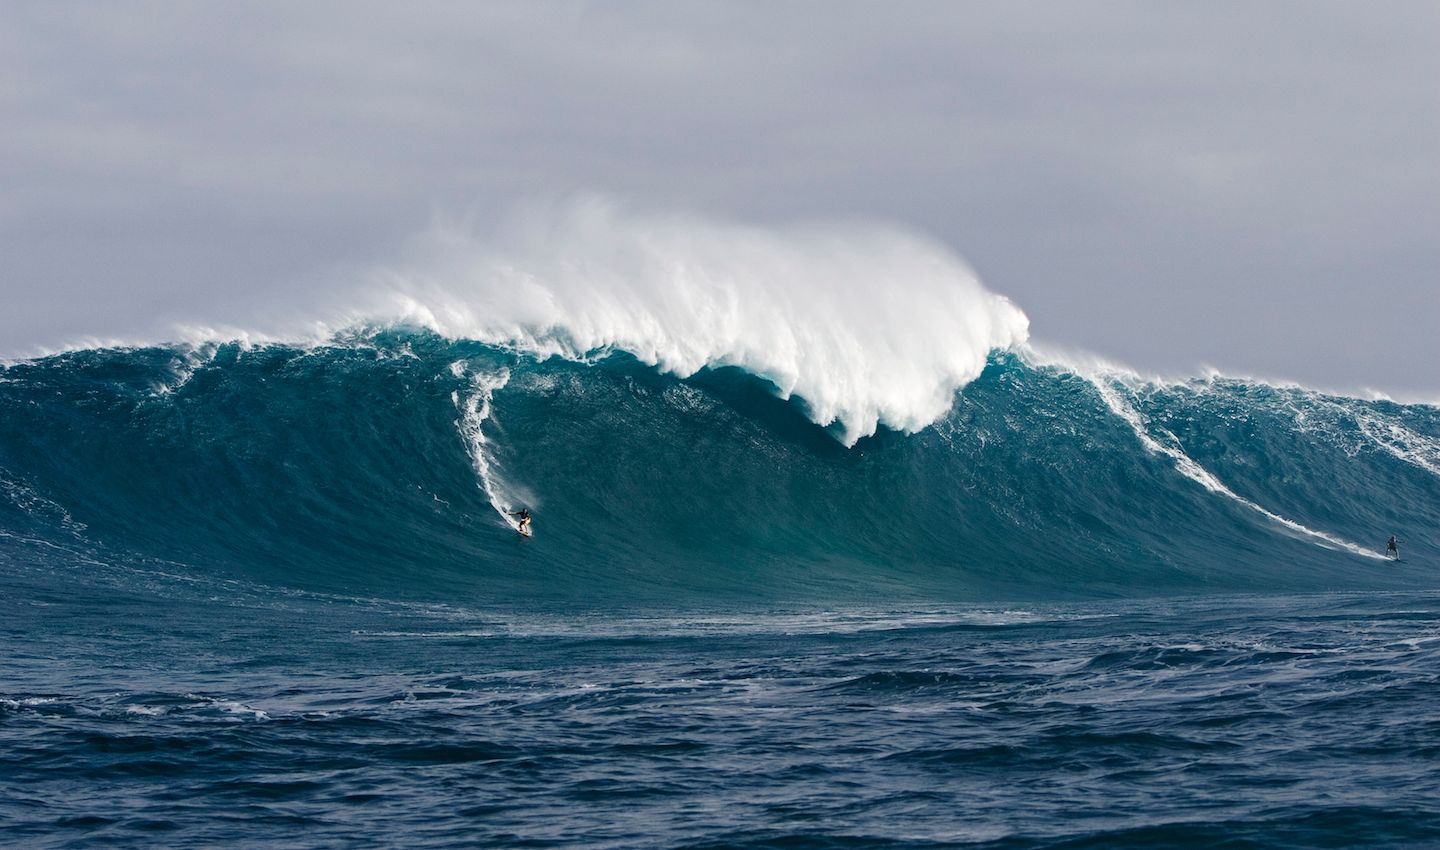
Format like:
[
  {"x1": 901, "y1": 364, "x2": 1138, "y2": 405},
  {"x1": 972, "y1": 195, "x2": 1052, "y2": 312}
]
[{"x1": 376, "y1": 198, "x2": 1029, "y2": 444}]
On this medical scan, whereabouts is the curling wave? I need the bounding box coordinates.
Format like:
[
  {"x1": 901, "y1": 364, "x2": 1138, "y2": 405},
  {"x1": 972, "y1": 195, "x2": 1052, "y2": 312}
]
[
  {"x1": 29, "y1": 199, "x2": 1028, "y2": 446},
  {"x1": 374, "y1": 199, "x2": 1029, "y2": 445}
]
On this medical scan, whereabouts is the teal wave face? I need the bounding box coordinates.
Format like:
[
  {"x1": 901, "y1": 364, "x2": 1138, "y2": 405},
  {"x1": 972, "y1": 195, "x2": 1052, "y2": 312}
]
[{"x1": 0, "y1": 333, "x2": 1435, "y2": 604}]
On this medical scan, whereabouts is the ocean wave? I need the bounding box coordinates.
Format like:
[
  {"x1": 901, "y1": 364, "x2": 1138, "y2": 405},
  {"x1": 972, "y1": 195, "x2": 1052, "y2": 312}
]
[
  {"x1": 0, "y1": 333, "x2": 1433, "y2": 603},
  {"x1": 12, "y1": 199, "x2": 1028, "y2": 446}
]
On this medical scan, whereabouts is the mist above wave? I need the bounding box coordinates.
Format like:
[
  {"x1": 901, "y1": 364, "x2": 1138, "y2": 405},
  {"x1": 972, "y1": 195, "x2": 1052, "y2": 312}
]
[
  {"x1": 17, "y1": 199, "x2": 1029, "y2": 445},
  {"x1": 373, "y1": 198, "x2": 1030, "y2": 444}
]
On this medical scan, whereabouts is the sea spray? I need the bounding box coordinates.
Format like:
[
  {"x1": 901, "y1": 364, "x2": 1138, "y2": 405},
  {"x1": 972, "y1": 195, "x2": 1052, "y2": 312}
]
[
  {"x1": 14, "y1": 199, "x2": 1029, "y2": 447},
  {"x1": 377, "y1": 198, "x2": 1029, "y2": 444}
]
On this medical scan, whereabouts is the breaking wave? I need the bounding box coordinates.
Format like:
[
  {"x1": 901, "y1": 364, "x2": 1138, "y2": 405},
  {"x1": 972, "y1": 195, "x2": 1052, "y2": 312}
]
[
  {"x1": 20, "y1": 199, "x2": 1028, "y2": 446},
  {"x1": 1, "y1": 202, "x2": 1433, "y2": 603}
]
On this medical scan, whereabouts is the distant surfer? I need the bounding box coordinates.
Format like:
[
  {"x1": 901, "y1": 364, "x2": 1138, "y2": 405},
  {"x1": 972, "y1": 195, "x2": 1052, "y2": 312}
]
[
  {"x1": 510, "y1": 508, "x2": 532, "y2": 536},
  {"x1": 1387, "y1": 535, "x2": 1399, "y2": 561}
]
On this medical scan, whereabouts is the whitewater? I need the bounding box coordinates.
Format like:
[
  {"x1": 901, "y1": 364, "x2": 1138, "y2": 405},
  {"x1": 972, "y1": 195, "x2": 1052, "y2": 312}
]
[{"x1": 3, "y1": 203, "x2": 1438, "y2": 848}]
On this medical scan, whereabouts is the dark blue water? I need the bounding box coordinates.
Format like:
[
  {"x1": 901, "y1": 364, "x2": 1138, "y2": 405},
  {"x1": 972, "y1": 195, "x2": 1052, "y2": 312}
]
[
  {"x1": 6, "y1": 564, "x2": 1440, "y2": 848},
  {"x1": 3, "y1": 335, "x2": 1438, "y2": 847}
]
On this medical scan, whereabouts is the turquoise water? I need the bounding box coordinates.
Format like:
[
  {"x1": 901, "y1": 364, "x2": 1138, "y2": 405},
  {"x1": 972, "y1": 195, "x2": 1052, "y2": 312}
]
[{"x1": 2, "y1": 334, "x2": 1437, "y2": 847}]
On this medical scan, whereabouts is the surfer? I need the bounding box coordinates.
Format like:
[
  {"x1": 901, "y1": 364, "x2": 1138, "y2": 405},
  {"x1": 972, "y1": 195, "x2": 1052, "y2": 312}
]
[
  {"x1": 1386, "y1": 535, "x2": 1399, "y2": 560},
  {"x1": 510, "y1": 508, "x2": 532, "y2": 535}
]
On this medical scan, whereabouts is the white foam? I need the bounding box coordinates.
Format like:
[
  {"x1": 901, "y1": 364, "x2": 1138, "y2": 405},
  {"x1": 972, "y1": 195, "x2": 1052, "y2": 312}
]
[
  {"x1": 1333, "y1": 400, "x2": 1440, "y2": 480},
  {"x1": 1046, "y1": 354, "x2": 1386, "y2": 561},
  {"x1": 1026, "y1": 344, "x2": 1440, "y2": 483},
  {"x1": 374, "y1": 197, "x2": 1029, "y2": 445},
  {"x1": 10, "y1": 199, "x2": 1028, "y2": 446},
  {"x1": 1164, "y1": 367, "x2": 1440, "y2": 482},
  {"x1": 452, "y1": 364, "x2": 533, "y2": 530}
]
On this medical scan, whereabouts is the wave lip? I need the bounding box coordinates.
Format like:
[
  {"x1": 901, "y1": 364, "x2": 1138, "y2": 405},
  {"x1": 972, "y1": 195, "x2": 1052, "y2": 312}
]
[
  {"x1": 377, "y1": 198, "x2": 1030, "y2": 444},
  {"x1": 3, "y1": 199, "x2": 1029, "y2": 447}
]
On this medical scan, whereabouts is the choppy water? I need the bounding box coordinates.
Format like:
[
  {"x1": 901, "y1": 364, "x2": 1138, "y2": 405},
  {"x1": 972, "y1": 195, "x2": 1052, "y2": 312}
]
[{"x1": 5, "y1": 568, "x2": 1439, "y2": 848}]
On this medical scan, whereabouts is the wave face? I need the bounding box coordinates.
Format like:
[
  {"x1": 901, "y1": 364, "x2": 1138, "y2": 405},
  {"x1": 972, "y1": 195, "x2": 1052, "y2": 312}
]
[{"x1": 1, "y1": 332, "x2": 1435, "y2": 604}]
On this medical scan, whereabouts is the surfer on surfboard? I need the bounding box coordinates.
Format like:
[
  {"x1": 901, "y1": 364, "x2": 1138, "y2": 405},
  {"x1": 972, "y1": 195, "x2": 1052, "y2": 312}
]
[
  {"x1": 510, "y1": 508, "x2": 533, "y2": 537},
  {"x1": 1387, "y1": 535, "x2": 1399, "y2": 560}
]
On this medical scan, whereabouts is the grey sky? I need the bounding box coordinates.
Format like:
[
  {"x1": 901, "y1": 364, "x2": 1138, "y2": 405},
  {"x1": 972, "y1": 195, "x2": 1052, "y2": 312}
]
[{"x1": 3, "y1": 2, "x2": 1437, "y2": 393}]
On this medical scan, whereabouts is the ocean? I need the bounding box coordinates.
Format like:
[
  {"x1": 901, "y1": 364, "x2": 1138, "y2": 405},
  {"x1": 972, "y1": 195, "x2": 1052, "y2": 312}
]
[{"x1": 2, "y1": 332, "x2": 1438, "y2": 848}]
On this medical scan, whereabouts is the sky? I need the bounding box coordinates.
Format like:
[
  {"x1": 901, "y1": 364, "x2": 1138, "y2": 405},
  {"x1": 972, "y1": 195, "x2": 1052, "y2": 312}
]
[{"x1": 3, "y1": 2, "x2": 1437, "y2": 394}]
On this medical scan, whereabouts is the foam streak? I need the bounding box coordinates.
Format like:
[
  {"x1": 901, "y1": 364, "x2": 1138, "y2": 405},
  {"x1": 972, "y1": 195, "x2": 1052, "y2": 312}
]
[
  {"x1": 1089, "y1": 378, "x2": 1384, "y2": 560},
  {"x1": 451, "y1": 364, "x2": 521, "y2": 531}
]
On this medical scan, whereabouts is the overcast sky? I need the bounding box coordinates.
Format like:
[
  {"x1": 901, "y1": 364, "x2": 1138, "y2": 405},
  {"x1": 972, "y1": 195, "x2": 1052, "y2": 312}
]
[{"x1": 3, "y1": 2, "x2": 1437, "y2": 393}]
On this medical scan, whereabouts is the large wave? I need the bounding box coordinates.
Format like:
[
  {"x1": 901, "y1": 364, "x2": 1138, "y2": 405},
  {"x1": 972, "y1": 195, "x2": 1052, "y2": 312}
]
[
  {"x1": 26, "y1": 199, "x2": 1028, "y2": 446},
  {"x1": 373, "y1": 199, "x2": 1029, "y2": 445},
  {"x1": 0, "y1": 333, "x2": 1433, "y2": 604},
  {"x1": 2, "y1": 203, "x2": 1432, "y2": 603}
]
